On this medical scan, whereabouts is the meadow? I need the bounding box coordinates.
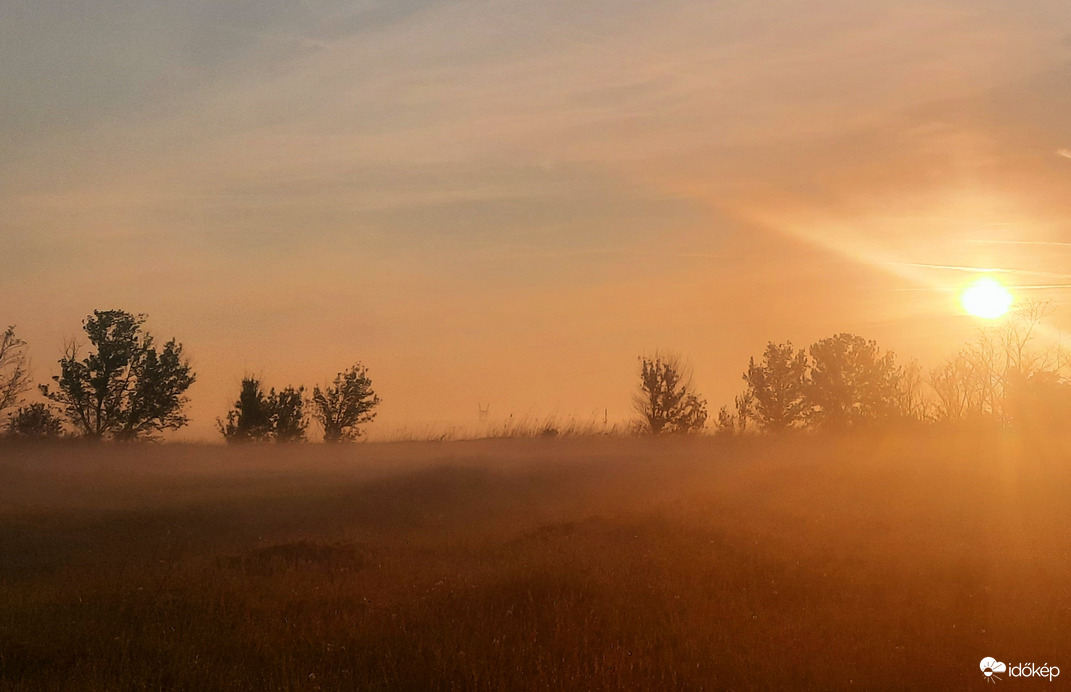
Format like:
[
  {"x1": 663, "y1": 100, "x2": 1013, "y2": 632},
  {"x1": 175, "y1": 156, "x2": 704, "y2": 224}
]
[{"x1": 0, "y1": 432, "x2": 1068, "y2": 690}]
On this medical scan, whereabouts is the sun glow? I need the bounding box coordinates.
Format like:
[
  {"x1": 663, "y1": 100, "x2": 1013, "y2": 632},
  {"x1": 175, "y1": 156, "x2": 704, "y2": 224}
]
[{"x1": 961, "y1": 276, "x2": 1013, "y2": 319}]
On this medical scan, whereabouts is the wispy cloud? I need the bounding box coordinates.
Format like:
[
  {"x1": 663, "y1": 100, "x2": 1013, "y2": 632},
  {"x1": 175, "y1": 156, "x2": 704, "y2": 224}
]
[
  {"x1": 5, "y1": 0, "x2": 1071, "y2": 437},
  {"x1": 479, "y1": 245, "x2": 723, "y2": 261},
  {"x1": 210, "y1": 25, "x2": 334, "y2": 51}
]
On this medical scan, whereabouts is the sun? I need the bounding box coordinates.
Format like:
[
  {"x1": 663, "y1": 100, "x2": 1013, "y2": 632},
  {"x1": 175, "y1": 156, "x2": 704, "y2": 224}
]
[{"x1": 961, "y1": 276, "x2": 1013, "y2": 319}]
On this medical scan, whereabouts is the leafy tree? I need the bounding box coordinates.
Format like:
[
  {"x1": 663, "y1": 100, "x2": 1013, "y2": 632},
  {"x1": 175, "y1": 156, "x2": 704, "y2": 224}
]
[
  {"x1": 715, "y1": 389, "x2": 757, "y2": 436},
  {"x1": 806, "y1": 333, "x2": 901, "y2": 429},
  {"x1": 219, "y1": 378, "x2": 307, "y2": 443},
  {"x1": 742, "y1": 342, "x2": 808, "y2": 432},
  {"x1": 0, "y1": 326, "x2": 32, "y2": 418},
  {"x1": 270, "y1": 386, "x2": 308, "y2": 442},
  {"x1": 715, "y1": 406, "x2": 736, "y2": 435},
  {"x1": 1004, "y1": 368, "x2": 1071, "y2": 428},
  {"x1": 6, "y1": 403, "x2": 64, "y2": 440},
  {"x1": 218, "y1": 378, "x2": 274, "y2": 442},
  {"x1": 311, "y1": 364, "x2": 380, "y2": 442},
  {"x1": 734, "y1": 390, "x2": 754, "y2": 434},
  {"x1": 42, "y1": 310, "x2": 195, "y2": 440},
  {"x1": 633, "y1": 353, "x2": 708, "y2": 435}
]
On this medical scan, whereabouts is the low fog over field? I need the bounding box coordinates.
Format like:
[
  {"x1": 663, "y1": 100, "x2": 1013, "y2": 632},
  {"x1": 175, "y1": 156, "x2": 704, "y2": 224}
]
[{"x1": 1, "y1": 433, "x2": 1067, "y2": 689}]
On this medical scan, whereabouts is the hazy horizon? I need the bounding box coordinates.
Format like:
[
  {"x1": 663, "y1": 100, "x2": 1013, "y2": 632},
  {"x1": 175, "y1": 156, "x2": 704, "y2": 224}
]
[{"x1": 4, "y1": 0, "x2": 1071, "y2": 439}]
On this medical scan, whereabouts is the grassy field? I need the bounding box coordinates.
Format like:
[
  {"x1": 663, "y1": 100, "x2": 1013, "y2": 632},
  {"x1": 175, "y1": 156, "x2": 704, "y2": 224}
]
[{"x1": 0, "y1": 432, "x2": 1068, "y2": 690}]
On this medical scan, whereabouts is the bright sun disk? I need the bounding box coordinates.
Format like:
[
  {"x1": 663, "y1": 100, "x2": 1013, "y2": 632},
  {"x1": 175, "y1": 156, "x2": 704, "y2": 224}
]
[{"x1": 961, "y1": 276, "x2": 1013, "y2": 319}]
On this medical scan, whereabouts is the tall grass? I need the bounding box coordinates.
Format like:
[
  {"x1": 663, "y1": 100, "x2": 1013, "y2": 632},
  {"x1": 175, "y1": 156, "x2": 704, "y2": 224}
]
[
  {"x1": 377, "y1": 413, "x2": 625, "y2": 442},
  {"x1": 0, "y1": 431, "x2": 1068, "y2": 689}
]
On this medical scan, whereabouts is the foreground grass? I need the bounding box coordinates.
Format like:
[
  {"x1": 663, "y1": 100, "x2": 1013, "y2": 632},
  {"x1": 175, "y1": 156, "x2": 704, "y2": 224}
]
[{"x1": 0, "y1": 432, "x2": 1068, "y2": 690}]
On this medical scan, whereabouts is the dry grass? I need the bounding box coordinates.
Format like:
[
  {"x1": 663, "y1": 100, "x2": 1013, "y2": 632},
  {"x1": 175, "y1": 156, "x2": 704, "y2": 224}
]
[
  {"x1": 0, "y1": 432, "x2": 1068, "y2": 690},
  {"x1": 378, "y1": 413, "x2": 624, "y2": 442}
]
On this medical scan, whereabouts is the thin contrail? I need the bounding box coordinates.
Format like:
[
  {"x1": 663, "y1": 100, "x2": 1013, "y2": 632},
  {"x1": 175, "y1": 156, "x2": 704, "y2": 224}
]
[
  {"x1": 967, "y1": 239, "x2": 1071, "y2": 249},
  {"x1": 896, "y1": 284, "x2": 1071, "y2": 292},
  {"x1": 484, "y1": 246, "x2": 724, "y2": 260},
  {"x1": 885, "y1": 262, "x2": 1068, "y2": 278}
]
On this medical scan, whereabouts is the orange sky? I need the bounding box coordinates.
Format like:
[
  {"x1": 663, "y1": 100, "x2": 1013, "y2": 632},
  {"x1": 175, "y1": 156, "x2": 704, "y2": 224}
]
[{"x1": 3, "y1": 0, "x2": 1071, "y2": 439}]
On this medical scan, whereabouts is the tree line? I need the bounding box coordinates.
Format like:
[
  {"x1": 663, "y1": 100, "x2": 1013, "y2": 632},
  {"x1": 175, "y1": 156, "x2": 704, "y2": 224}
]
[
  {"x1": 0, "y1": 310, "x2": 379, "y2": 442},
  {"x1": 217, "y1": 368, "x2": 379, "y2": 443},
  {"x1": 635, "y1": 301, "x2": 1071, "y2": 435},
  {"x1": 2, "y1": 303, "x2": 1069, "y2": 441}
]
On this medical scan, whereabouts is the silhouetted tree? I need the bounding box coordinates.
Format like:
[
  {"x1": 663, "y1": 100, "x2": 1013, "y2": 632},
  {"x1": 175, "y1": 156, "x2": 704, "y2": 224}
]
[
  {"x1": 806, "y1": 333, "x2": 901, "y2": 429},
  {"x1": 6, "y1": 403, "x2": 64, "y2": 440},
  {"x1": 986, "y1": 301, "x2": 1066, "y2": 424},
  {"x1": 715, "y1": 389, "x2": 756, "y2": 436},
  {"x1": 896, "y1": 359, "x2": 929, "y2": 422},
  {"x1": 0, "y1": 326, "x2": 32, "y2": 418},
  {"x1": 218, "y1": 378, "x2": 274, "y2": 442},
  {"x1": 715, "y1": 406, "x2": 736, "y2": 435},
  {"x1": 929, "y1": 351, "x2": 979, "y2": 421},
  {"x1": 1002, "y1": 300, "x2": 1052, "y2": 378},
  {"x1": 1004, "y1": 368, "x2": 1071, "y2": 428},
  {"x1": 270, "y1": 386, "x2": 308, "y2": 442},
  {"x1": 734, "y1": 390, "x2": 754, "y2": 434},
  {"x1": 219, "y1": 378, "x2": 308, "y2": 443},
  {"x1": 42, "y1": 310, "x2": 195, "y2": 440},
  {"x1": 929, "y1": 301, "x2": 1063, "y2": 424},
  {"x1": 742, "y1": 342, "x2": 808, "y2": 432},
  {"x1": 633, "y1": 353, "x2": 708, "y2": 434},
  {"x1": 312, "y1": 364, "x2": 380, "y2": 442}
]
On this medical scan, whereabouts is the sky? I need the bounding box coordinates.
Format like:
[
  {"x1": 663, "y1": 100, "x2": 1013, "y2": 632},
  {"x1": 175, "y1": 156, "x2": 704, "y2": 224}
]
[{"x1": 3, "y1": 0, "x2": 1071, "y2": 439}]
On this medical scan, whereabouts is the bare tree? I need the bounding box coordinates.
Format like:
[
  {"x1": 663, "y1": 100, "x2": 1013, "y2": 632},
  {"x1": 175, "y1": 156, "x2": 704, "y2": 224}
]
[
  {"x1": 311, "y1": 364, "x2": 380, "y2": 442},
  {"x1": 998, "y1": 300, "x2": 1071, "y2": 425},
  {"x1": 930, "y1": 351, "x2": 985, "y2": 421},
  {"x1": 895, "y1": 359, "x2": 928, "y2": 422},
  {"x1": 734, "y1": 390, "x2": 754, "y2": 434},
  {"x1": 0, "y1": 326, "x2": 32, "y2": 418},
  {"x1": 930, "y1": 300, "x2": 1065, "y2": 424},
  {"x1": 1002, "y1": 300, "x2": 1053, "y2": 376},
  {"x1": 633, "y1": 353, "x2": 708, "y2": 435}
]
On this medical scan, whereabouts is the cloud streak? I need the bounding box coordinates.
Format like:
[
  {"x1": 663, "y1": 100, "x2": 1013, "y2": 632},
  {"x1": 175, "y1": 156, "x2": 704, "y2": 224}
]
[
  {"x1": 968, "y1": 239, "x2": 1071, "y2": 249},
  {"x1": 888, "y1": 262, "x2": 1071, "y2": 279}
]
